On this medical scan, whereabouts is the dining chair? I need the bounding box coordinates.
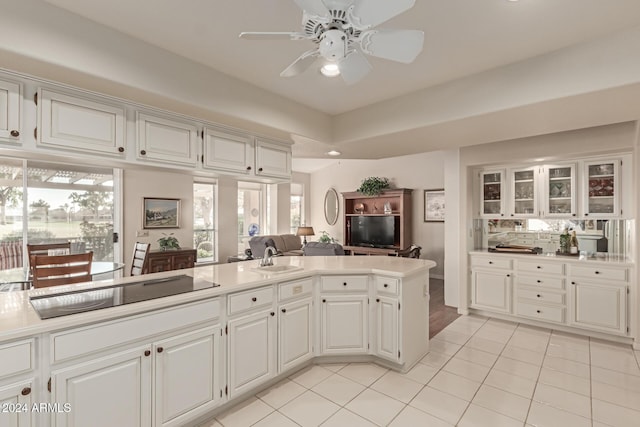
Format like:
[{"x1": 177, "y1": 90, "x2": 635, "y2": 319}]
[
  {"x1": 27, "y1": 242, "x2": 71, "y2": 270},
  {"x1": 31, "y1": 252, "x2": 93, "y2": 288},
  {"x1": 130, "y1": 242, "x2": 150, "y2": 276}
]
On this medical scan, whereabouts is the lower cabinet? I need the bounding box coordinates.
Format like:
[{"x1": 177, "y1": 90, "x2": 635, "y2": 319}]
[
  {"x1": 0, "y1": 379, "x2": 34, "y2": 427},
  {"x1": 570, "y1": 281, "x2": 627, "y2": 335},
  {"x1": 146, "y1": 249, "x2": 196, "y2": 274},
  {"x1": 375, "y1": 296, "x2": 400, "y2": 362},
  {"x1": 320, "y1": 295, "x2": 368, "y2": 354},
  {"x1": 278, "y1": 297, "x2": 313, "y2": 372},
  {"x1": 470, "y1": 270, "x2": 512, "y2": 313}
]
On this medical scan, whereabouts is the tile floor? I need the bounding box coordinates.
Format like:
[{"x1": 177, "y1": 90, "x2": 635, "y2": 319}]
[{"x1": 202, "y1": 315, "x2": 640, "y2": 426}]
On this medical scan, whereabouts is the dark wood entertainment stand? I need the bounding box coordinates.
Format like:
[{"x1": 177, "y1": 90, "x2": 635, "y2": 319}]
[{"x1": 342, "y1": 188, "x2": 413, "y2": 256}]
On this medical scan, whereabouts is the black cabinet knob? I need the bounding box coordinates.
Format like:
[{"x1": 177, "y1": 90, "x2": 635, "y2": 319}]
[
  {"x1": 258, "y1": 167, "x2": 263, "y2": 172},
  {"x1": 270, "y1": 312, "x2": 275, "y2": 316},
  {"x1": 144, "y1": 350, "x2": 151, "y2": 357},
  {"x1": 251, "y1": 297, "x2": 257, "y2": 302},
  {"x1": 140, "y1": 150, "x2": 146, "y2": 155},
  {"x1": 10, "y1": 130, "x2": 19, "y2": 137},
  {"x1": 506, "y1": 274, "x2": 510, "y2": 277},
  {"x1": 118, "y1": 146, "x2": 124, "y2": 152},
  {"x1": 537, "y1": 266, "x2": 541, "y2": 269},
  {"x1": 281, "y1": 308, "x2": 286, "y2": 313},
  {"x1": 536, "y1": 310, "x2": 541, "y2": 313},
  {"x1": 246, "y1": 166, "x2": 252, "y2": 171},
  {"x1": 21, "y1": 387, "x2": 31, "y2": 396},
  {"x1": 343, "y1": 282, "x2": 347, "y2": 286},
  {"x1": 322, "y1": 299, "x2": 326, "y2": 303},
  {"x1": 384, "y1": 284, "x2": 389, "y2": 288},
  {"x1": 488, "y1": 261, "x2": 493, "y2": 264},
  {"x1": 537, "y1": 294, "x2": 541, "y2": 298},
  {"x1": 595, "y1": 271, "x2": 600, "y2": 275},
  {"x1": 537, "y1": 280, "x2": 541, "y2": 283},
  {"x1": 157, "y1": 347, "x2": 163, "y2": 353}
]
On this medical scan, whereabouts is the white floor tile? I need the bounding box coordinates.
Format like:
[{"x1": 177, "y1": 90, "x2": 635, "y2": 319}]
[
  {"x1": 493, "y1": 356, "x2": 541, "y2": 381},
  {"x1": 502, "y1": 345, "x2": 545, "y2": 366},
  {"x1": 537, "y1": 367, "x2": 590, "y2": 396},
  {"x1": 454, "y1": 346, "x2": 499, "y2": 368},
  {"x1": 429, "y1": 338, "x2": 463, "y2": 355},
  {"x1": 590, "y1": 340, "x2": 640, "y2": 376},
  {"x1": 370, "y1": 370, "x2": 424, "y2": 403},
  {"x1": 318, "y1": 363, "x2": 347, "y2": 373},
  {"x1": 433, "y1": 329, "x2": 472, "y2": 345},
  {"x1": 402, "y1": 361, "x2": 439, "y2": 384},
  {"x1": 445, "y1": 322, "x2": 484, "y2": 336},
  {"x1": 344, "y1": 388, "x2": 405, "y2": 426},
  {"x1": 591, "y1": 365, "x2": 640, "y2": 392},
  {"x1": 216, "y1": 397, "x2": 274, "y2": 427},
  {"x1": 485, "y1": 318, "x2": 519, "y2": 331},
  {"x1": 592, "y1": 380, "x2": 640, "y2": 411},
  {"x1": 420, "y1": 351, "x2": 451, "y2": 369},
  {"x1": 428, "y1": 370, "x2": 480, "y2": 401},
  {"x1": 288, "y1": 365, "x2": 333, "y2": 389},
  {"x1": 472, "y1": 384, "x2": 530, "y2": 422},
  {"x1": 473, "y1": 328, "x2": 512, "y2": 344},
  {"x1": 409, "y1": 386, "x2": 468, "y2": 425},
  {"x1": 465, "y1": 336, "x2": 506, "y2": 355},
  {"x1": 389, "y1": 406, "x2": 454, "y2": 427},
  {"x1": 311, "y1": 373, "x2": 365, "y2": 406},
  {"x1": 279, "y1": 391, "x2": 339, "y2": 427},
  {"x1": 443, "y1": 357, "x2": 491, "y2": 383},
  {"x1": 458, "y1": 403, "x2": 523, "y2": 427},
  {"x1": 546, "y1": 343, "x2": 590, "y2": 364},
  {"x1": 337, "y1": 363, "x2": 388, "y2": 387},
  {"x1": 252, "y1": 411, "x2": 299, "y2": 427},
  {"x1": 507, "y1": 333, "x2": 549, "y2": 353},
  {"x1": 320, "y1": 408, "x2": 376, "y2": 427},
  {"x1": 542, "y1": 355, "x2": 590, "y2": 379},
  {"x1": 533, "y1": 383, "x2": 591, "y2": 418},
  {"x1": 483, "y1": 368, "x2": 536, "y2": 399},
  {"x1": 257, "y1": 379, "x2": 306, "y2": 409},
  {"x1": 592, "y1": 399, "x2": 640, "y2": 427},
  {"x1": 515, "y1": 324, "x2": 551, "y2": 336},
  {"x1": 526, "y1": 401, "x2": 591, "y2": 427},
  {"x1": 549, "y1": 330, "x2": 589, "y2": 347}
]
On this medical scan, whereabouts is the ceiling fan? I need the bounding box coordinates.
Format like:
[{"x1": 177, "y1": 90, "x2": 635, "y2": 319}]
[{"x1": 239, "y1": 0, "x2": 424, "y2": 84}]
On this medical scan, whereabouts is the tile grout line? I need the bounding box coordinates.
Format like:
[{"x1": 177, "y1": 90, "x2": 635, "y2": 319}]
[{"x1": 521, "y1": 322, "x2": 552, "y2": 426}]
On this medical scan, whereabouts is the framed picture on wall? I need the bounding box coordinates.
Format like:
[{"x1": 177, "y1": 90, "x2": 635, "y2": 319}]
[
  {"x1": 424, "y1": 189, "x2": 445, "y2": 222},
  {"x1": 143, "y1": 197, "x2": 180, "y2": 229}
]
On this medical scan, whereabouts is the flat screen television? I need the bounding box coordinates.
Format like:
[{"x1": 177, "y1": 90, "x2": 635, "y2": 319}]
[{"x1": 350, "y1": 216, "x2": 395, "y2": 248}]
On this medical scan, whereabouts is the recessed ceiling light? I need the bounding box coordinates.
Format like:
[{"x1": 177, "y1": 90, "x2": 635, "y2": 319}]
[
  {"x1": 320, "y1": 63, "x2": 340, "y2": 77},
  {"x1": 326, "y1": 150, "x2": 341, "y2": 156}
]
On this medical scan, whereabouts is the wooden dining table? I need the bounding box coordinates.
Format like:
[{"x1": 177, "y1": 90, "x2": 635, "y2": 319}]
[{"x1": 0, "y1": 262, "x2": 125, "y2": 291}]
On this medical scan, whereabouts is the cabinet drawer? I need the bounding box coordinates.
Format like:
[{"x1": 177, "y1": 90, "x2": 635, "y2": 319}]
[
  {"x1": 517, "y1": 275, "x2": 565, "y2": 290},
  {"x1": 0, "y1": 339, "x2": 33, "y2": 378},
  {"x1": 279, "y1": 278, "x2": 312, "y2": 301},
  {"x1": 321, "y1": 276, "x2": 368, "y2": 292},
  {"x1": 228, "y1": 286, "x2": 274, "y2": 315},
  {"x1": 518, "y1": 260, "x2": 564, "y2": 275},
  {"x1": 375, "y1": 276, "x2": 399, "y2": 295},
  {"x1": 51, "y1": 299, "x2": 220, "y2": 363},
  {"x1": 518, "y1": 288, "x2": 565, "y2": 305},
  {"x1": 516, "y1": 302, "x2": 565, "y2": 323},
  {"x1": 570, "y1": 266, "x2": 627, "y2": 282},
  {"x1": 471, "y1": 256, "x2": 512, "y2": 270}
]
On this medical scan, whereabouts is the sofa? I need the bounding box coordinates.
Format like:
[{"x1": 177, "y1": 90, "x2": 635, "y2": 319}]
[
  {"x1": 248, "y1": 234, "x2": 303, "y2": 258},
  {"x1": 303, "y1": 242, "x2": 345, "y2": 256}
]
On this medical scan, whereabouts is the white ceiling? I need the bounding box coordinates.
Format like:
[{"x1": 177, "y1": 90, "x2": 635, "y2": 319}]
[{"x1": 41, "y1": 0, "x2": 640, "y2": 116}]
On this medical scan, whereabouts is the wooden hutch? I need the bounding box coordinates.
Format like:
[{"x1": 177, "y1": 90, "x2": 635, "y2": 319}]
[{"x1": 342, "y1": 188, "x2": 412, "y2": 255}]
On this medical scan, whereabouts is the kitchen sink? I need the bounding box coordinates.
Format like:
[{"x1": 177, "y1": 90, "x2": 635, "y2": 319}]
[{"x1": 251, "y1": 265, "x2": 304, "y2": 274}]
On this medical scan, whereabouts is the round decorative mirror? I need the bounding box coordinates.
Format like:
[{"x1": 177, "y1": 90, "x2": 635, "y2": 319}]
[{"x1": 324, "y1": 188, "x2": 339, "y2": 226}]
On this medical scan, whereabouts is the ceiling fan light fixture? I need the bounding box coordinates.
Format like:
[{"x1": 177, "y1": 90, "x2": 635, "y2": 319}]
[
  {"x1": 326, "y1": 150, "x2": 342, "y2": 156},
  {"x1": 320, "y1": 63, "x2": 340, "y2": 77}
]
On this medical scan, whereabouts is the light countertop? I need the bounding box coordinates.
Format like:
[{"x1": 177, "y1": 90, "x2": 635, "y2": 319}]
[{"x1": 469, "y1": 250, "x2": 633, "y2": 265}]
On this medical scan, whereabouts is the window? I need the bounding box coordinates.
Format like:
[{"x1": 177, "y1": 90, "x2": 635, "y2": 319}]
[
  {"x1": 290, "y1": 182, "x2": 303, "y2": 234},
  {"x1": 238, "y1": 181, "x2": 266, "y2": 254},
  {"x1": 193, "y1": 181, "x2": 216, "y2": 263}
]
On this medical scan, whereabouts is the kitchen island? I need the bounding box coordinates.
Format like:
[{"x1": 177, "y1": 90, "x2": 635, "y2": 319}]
[{"x1": 0, "y1": 255, "x2": 434, "y2": 427}]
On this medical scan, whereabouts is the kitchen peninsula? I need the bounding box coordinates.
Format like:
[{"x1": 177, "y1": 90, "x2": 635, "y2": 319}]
[{"x1": 0, "y1": 256, "x2": 434, "y2": 427}]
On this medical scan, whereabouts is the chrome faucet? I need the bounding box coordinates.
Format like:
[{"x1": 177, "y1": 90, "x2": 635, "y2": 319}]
[{"x1": 260, "y1": 246, "x2": 277, "y2": 267}]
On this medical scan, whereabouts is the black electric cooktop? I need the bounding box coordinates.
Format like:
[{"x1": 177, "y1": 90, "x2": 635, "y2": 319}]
[{"x1": 30, "y1": 275, "x2": 219, "y2": 319}]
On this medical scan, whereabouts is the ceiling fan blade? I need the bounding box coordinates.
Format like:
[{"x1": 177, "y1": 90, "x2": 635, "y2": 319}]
[
  {"x1": 239, "y1": 32, "x2": 309, "y2": 40},
  {"x1": 294, "y1": 0, "x2": 329, "y2": 18},
  {"x1": 352, "y1": 0, "x2": 415, "y2": 28},
  {"x1": 360, "y1": 29, "x2": 424, "y2": 63},
  {"x1": 338, "y1": 50, "x2": 372, "y2": 85},
  {"x1": 281, "y1": 49, "x2": 320, "y2": 77}
]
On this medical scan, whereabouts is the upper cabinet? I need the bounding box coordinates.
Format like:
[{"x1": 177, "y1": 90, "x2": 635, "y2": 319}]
[
  {"x1": 508, "y1": 167, "x2": 538, "y2": 218},
  {"x1": 542, "y1": 163, "x2": 577, "y2": 218},
  {"x1": 0, "y1": 78, "x2": 21, "y2": 142},
  {"x1": 583, "y1": 159, "x2": 621, "y2": 218},
  {"x1": 255, "y1": 139, "x2": 292, "y2": 180},
  {"x1": 136, "y1": 112, "x2": 199, "y2": 167},
  {"x1": 203, "y1": 127, "x2": 254, "y2": 174},
  {"x1": 480, "y1": 169, "x2": 506, "y2": 217},
  {"x1": 37, "y1": 88, "x2": 126, "y2": 155}
]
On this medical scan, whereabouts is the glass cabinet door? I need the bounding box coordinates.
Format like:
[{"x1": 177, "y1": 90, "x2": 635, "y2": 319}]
[
  {"x1": 584, "y1": 160, "x2": 620, "y2": 217},
  {"x1": 544, "y1": 164, "x2": 576, "y2": 217},
  {"x1": 480, "y1": 170, "x2": 505, "y2": 217},
  {"x1": 510, "y1": 167, "x2": 538, "y2": 217}
]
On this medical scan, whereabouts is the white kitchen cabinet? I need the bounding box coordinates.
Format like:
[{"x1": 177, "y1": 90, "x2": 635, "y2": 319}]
[
  {"x1": 255, "y1": 139, "x2": 291, "y2": 179},
  {"x1": 508, "y1": 166, "x2": 538, "y2": 218},
  {"x1": 136, "y1": 112, "x2": 199, "y2": 166},
  {"x1": 37, "y1": 88, "x2": 126, "y2": 155},
  {"x1": 470, "y1": 270, "x2": 512, "y2": 314},
  {"x1": 0, "y1": 379, "x2": 34, "y2": 427},
  {"x1": 227, "y1": 309, "x2": 276, "y2": 398},
  {"x1": 0, "y1": 78, "x2": 21, "y2": 142},
  {"x1": 479, "y1": 169, "x2": 506, "y2": 217},
  {"x1": 583, "y1": 159, "x2": 621, "y2": 218},
  {"x1": 278, "y1": 297, "x2": 313, "y2": 372},
  {"x1": 320, "y1": 295, "x2": 368, "y2": 354},
  {"x1": 51, "y1": 345, "x2": 152, "y2": 427},
  {"x1": 542, "y1": 163, "x2": 576, "y2": 218},
  {"x1": 570, "y1": 280, "x2": 627, "y2": 335},
  {"x1": 203, "y1": 127, "x2": 254, "y2": 174},
  {"x1": 375, "y1": 295, "x2": 400, "y2": 362},
  {"x1": 154, "y1": 326, "x2": 222, "y2": 427}
]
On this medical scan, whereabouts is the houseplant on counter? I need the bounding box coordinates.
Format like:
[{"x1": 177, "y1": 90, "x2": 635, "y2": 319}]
[
  {"x1": 356, "y1": 177, "x2": 390, "y2": 196},
  {"x1": 158, "y1": 233, "x2": 180, "y2": 251},
  {"x1": 318, "y1": 231, "x2": 337, "y2": 243}
]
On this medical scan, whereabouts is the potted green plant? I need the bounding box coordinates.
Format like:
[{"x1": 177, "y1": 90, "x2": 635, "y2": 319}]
[
  {"x1": 318, "y1": 231, "x2": 337, "y2": 243},
  {"x1": 356, "y1": 177, "x2": 390, "y2": 196},
  {"x1": 158, "y1": 233, "x2": 180, "y2": 251}
]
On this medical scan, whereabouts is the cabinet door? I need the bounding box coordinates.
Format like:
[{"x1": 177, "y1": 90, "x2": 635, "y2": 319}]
[
  {"x1": 509, "y1": 167, "x2": 538, "y2": 218},
  {"x1": 542, "y1": 164, "x2": 576, "y2": 217},
  {"x1": 52, "y1": 346, "x2": 152, "y2": 427},
  {"x1": 172, "y1": 252, "x2": 195, "y2": 270},
  {"x1": 279, "y1": 298, "x2": 313, "y2": 372},
  {"x1": 0, "y1": 379, "x2": 34, "y2": 427},
  {"x1": 228, "y1": 310, "x2": 276, "y2": 398},
  {"x1": 0, "y1": 79, "x2": 21, "y2": 142},
  {"x1": 136, "y1": 112, "x2": 199, "y2": 166},
  {"x1": 147, "y1": 255, "x2": 172, "y2": 273},
  {"x1": 154, "y1": 326, "x2": 222, "y2": 427},
  {"x1": 570, "y1": 281, "x2": 627, "y2": 335},
  {"x1": 480, "y1": 169, "x2": 505, "y2": 217},
  {"x1": 471, "y1": 270, "x2": 512, "y2": 313},
  {"x1": 375, "y1": 296, "x2": 399, "y2": 362},
  {"x1": 38, "y1": 89, "x2": 126, "y2": 155},
  {"x1": 203, "y1": 127, "x2": 254, "y2": 174},
  {"x1": 583, "y1": 159, "x2": 620, "y2": 218},
  {"x1": 255, "y1": 139, "x2": 291, "y2": 179},
  {"x1": 320, "y1": 295, "x2": 368, "y2": 354}
]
